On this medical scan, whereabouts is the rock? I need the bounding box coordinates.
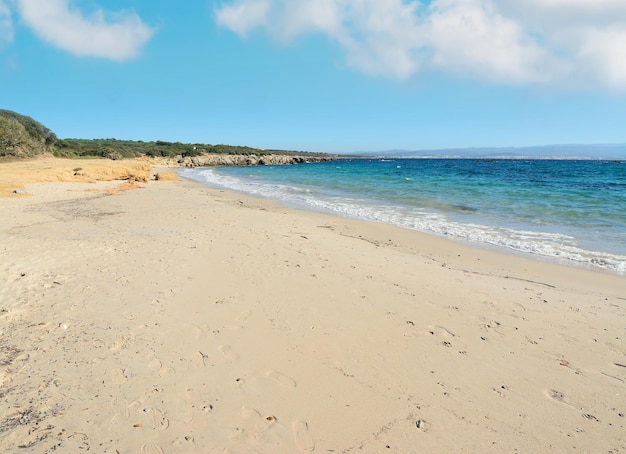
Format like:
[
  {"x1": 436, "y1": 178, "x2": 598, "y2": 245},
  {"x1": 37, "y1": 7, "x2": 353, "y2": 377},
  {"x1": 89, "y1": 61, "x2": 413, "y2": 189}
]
[{"x1": 176, "y1": 154, "x2": 334, "y2": 168}]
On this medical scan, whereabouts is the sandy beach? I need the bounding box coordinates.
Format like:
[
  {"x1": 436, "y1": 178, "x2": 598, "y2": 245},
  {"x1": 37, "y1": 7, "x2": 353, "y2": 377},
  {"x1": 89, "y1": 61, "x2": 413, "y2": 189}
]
[{"x1": 1, "y1": 160, "x2": 625, "y2": 453}]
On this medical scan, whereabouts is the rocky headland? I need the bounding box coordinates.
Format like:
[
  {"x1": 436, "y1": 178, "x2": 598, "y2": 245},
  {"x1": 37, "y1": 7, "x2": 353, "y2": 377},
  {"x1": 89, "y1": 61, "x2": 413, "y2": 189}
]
[{"x1": 175, "y1": 153, "x2": 334, "y2": 168}]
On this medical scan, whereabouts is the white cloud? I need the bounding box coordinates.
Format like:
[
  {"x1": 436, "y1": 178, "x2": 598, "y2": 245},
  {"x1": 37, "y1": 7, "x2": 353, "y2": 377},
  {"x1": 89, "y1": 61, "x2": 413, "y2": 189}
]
[
  {"x1": 425, "y1": 0, "x2": 554, "y2": 85},
  {"x1": 333, "y1": 1, "x2": 424, "y2": 78},
  {"x1": 216, "y1": 0, "x2": 271, "y2": 37},
  {"x1": 15, "y1": 0, "x2": 154, "y2": 60},
  {"x1": 528, "y1": 0, "x2": 626, "y2": 9},
  {"x1": 577, "y1": 26, "x2": 626, "y2": 90},
  {"x1": 217, "y1": 0, "x2": 345, "y2": 41},
  {"x1": 217, "y1": 0, "x2": 426, "y2": 78},
  {"x1": 0, "y1": 0, "x2": 13, "y2": 48},
  {"x1": 215, "y1": 0, "x2": 626, "y2": 90}
]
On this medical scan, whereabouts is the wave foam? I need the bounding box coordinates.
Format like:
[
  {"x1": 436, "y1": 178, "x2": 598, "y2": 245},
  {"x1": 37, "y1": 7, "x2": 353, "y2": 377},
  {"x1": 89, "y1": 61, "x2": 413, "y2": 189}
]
[{"x1": 182, "y1": 168, "x2": 626, "y2": 274}]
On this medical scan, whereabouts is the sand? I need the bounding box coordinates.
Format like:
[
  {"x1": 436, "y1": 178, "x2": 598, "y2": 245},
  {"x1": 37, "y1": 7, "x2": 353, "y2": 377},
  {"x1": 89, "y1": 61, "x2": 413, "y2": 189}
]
[
  {"x1": 0, "y1": 160, "x2": 625, "y2": 453},
  {"x1": 0, "y1": 155, "x2": 151, "y2": 197}
]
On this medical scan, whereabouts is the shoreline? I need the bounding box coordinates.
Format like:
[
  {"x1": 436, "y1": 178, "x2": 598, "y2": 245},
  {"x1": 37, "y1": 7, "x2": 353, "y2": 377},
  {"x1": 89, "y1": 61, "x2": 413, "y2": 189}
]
[
  {"x1": 1, "y1": 171, "x2": 624, "y2": 452},
  {"x1": 181, "y1": 167, "x2": 626, "y2": 278}
]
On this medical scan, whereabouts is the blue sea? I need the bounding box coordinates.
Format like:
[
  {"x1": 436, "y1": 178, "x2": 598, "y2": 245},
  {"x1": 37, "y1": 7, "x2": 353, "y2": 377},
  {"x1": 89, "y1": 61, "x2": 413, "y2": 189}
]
[{"x1": 181, "y1": 158, "x2": 626, "y2": 275}]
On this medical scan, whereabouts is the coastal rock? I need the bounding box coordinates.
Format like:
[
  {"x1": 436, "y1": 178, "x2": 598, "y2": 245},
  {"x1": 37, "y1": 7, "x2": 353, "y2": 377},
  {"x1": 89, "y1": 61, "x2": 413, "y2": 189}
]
[{"x1": 177, "y1": 154, "x2": 333, "y2": 168}]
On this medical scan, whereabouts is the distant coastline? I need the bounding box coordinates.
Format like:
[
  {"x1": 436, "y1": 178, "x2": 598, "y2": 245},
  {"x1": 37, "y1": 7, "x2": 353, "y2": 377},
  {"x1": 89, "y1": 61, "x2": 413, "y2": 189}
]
[{"x1": 349, "y1": 143, "x2": 626, "y2": 160}]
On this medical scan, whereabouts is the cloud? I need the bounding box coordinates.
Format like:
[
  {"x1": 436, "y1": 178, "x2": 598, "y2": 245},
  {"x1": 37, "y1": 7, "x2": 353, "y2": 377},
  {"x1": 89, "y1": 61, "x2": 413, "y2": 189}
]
[
  {"x1": 215, "y1": 0, "x2": 271, "y2": 37},
  {"x1": 425, "y1": 0, "x2": 555, "y2": 85},
  {"x1": 0, "y1": 1, "x2": 13, "y2": 48},
  {"x1": 15, "y1": 0, "x2": 154, "y2": 60},
  {"x1": 217, "y1": 0, "x2": 425, "y2": 78},
  {"x1": 577, "y1": 26, "x2": 626, "y2": 90},
  {"x1": 215, "y1": 0, "x2": 626, "y2": 90}
]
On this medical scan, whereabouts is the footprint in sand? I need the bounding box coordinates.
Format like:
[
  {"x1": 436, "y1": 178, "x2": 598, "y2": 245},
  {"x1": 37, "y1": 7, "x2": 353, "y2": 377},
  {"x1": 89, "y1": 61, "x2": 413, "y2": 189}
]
[
  {"x1": 141, "y1": 444, "x2": 164, "y2": 454},
  {"x1": 228, "y1": 407, "x2": 261, "y2": 441},
  {"x1": 292, "y1": 421, "x2": 315, "y2": 452},
  {"x1": 477, "y1": 317, "x2": 504, "y2": 334},
  {"x1": 219, "y1": 344, "x2": 239, "y2": 362},
  {"x1": 266, "y1": 370, "x2": 297, "y2": 388},
  {"x1": 148, "y1": 357, "x2": 162, "y2": 373},
  {"x1": 241, "y1": 407, "x2": 265, "y2": 429},
  {"x1": 147, "y1": 357, "x2": 176, "y2": 377},
  {"x1": 183, "y1": 387, "x2": 214, "y2": 414},
  {"x1": 150, "y1": 299, "x2": 165, "y2": 314},
  {"x1": 110, "y1": 396, "x2": 130, "y2": 420},
  {"x1": 229, "y1": 426, "x2": 244, "y2": 441},
  {"x1": 189, "y1": 323, "x2": 209, "y2": 340},
  {"x1": 158, "y1": 364, "x2": 176, "y2": 377},
  {"x1": 429, "y1": 326, "x2": 456, "y2": 338},
  {"x1": 151, "y1": 409, "x2": 170, "y2": 430},
  {"x1": 193, "y1": 351, "x2": 209, "y2": 368},
  {"x1": 428, "y1": 326, "x2": 457, "y2": 347},
  {"x1": 111, "y1": 369, "x2": 127, "y2": 385},
  {"x1": 139, "y1": 407, "x2": 170, "y2": 431},
  {"x1": 109, "y1": 335, "x2": 131, "y2": 352},
  {"x1": 231, "y1": 407, "x2": 279, "y2": 445},
  {"x1": 237, "y1": 310, "x2": 252, "y2": 322}
]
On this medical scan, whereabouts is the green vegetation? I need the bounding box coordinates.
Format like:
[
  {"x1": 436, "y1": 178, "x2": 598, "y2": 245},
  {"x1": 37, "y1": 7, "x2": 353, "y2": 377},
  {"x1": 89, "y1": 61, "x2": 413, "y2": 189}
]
[
  {"x1": 1, "y1": 109, "x2": 329, "y2": 160},
  {"x1": 54, "y1": 138, "x2": 326, "y2": 159},
  {"x1": 55, "y1": 138, "x2": 282, "y2": 159},
  {"x1": 0, "y1": 109, "x2": 57, "y2": 158}
]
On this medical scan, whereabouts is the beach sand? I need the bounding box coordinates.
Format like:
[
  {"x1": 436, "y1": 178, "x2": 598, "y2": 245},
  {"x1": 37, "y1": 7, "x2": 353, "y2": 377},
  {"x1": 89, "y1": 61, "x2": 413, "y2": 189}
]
[{"x1": 1, "y1": 160, "x2": 624, "y2": 453}]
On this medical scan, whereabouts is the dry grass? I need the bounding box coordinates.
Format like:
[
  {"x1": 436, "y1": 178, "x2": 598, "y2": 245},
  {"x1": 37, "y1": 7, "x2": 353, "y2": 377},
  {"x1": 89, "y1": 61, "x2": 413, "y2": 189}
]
[
  {"x1": 154, "y1": 171, "x2": 178, "y2": 181},
  {"x1": 0, "y1": 155, "x2": 151, "y2": 197}
]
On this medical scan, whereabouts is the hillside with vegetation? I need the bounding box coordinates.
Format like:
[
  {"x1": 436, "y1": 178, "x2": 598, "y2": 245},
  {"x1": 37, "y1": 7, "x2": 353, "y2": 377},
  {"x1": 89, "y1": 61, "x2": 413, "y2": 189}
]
[
  {"x1": 0, "y1": 109, "x2": 58, "y2": 158},
  {"x1": 54, "y1": 138, "x2": 326, "y2": 160},
  {"x1": 1, "y1": 109, "x2": 331, "y2": 161}
]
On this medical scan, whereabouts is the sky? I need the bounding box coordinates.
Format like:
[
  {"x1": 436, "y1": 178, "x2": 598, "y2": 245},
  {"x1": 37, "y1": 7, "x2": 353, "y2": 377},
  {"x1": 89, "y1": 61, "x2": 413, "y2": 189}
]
[{"x1": 1, "y1": 0, "x2": 626, "y2": 154}]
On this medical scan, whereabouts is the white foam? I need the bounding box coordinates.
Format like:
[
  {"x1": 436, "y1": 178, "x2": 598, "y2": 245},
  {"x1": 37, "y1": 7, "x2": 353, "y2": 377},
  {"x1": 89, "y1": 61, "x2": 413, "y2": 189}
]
[{"x1": 182, "y1": 168, "x2": 626, "y2": 274}]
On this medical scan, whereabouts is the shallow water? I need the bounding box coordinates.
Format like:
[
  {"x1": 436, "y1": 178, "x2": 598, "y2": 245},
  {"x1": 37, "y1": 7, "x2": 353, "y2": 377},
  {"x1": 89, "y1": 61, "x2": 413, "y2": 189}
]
[{"x1": 182, "y1": 158, "x2": 626, "y2": 275}]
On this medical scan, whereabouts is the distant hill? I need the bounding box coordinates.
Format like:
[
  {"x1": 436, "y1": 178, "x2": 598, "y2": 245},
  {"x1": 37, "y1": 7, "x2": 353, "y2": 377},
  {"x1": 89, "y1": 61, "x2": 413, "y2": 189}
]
[
  {"x1": 0, "y1": 109, "x2": 330, "y2": 161},
  {"x1": 353, "y1": 144, "x2": 626, "y2": 160},
  {"x1": 0, "y1": 109, "x2": 58, "y2": 158}
]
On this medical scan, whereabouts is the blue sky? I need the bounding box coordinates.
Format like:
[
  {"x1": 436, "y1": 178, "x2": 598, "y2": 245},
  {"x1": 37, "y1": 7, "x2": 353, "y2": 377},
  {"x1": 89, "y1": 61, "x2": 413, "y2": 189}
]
[{"x1": 1, "y1": 0, "x2": 625, "y2": 154}]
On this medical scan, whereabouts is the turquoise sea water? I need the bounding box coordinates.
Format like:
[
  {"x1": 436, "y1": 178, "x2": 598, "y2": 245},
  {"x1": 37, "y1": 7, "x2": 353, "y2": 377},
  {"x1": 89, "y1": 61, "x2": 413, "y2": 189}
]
[{"x1": 182, "y1": 158, "x2": 626, "y2": 275}]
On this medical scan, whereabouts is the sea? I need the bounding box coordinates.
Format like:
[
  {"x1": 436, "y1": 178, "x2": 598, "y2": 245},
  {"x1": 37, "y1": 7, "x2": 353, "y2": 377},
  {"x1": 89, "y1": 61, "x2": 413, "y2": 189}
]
[{"x1": 181, "y1": 158, "x2": 626, "y2": 275}]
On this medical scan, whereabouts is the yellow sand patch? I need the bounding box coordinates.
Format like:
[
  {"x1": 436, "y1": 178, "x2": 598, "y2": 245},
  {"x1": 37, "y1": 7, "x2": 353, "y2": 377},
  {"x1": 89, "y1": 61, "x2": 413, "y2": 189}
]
[
  {"x1": 0, "y1": 156, "x2": 151, "y2": 197},
  {"x1": 154, "y1": 171, "x2": 178, "y2": 181}
]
